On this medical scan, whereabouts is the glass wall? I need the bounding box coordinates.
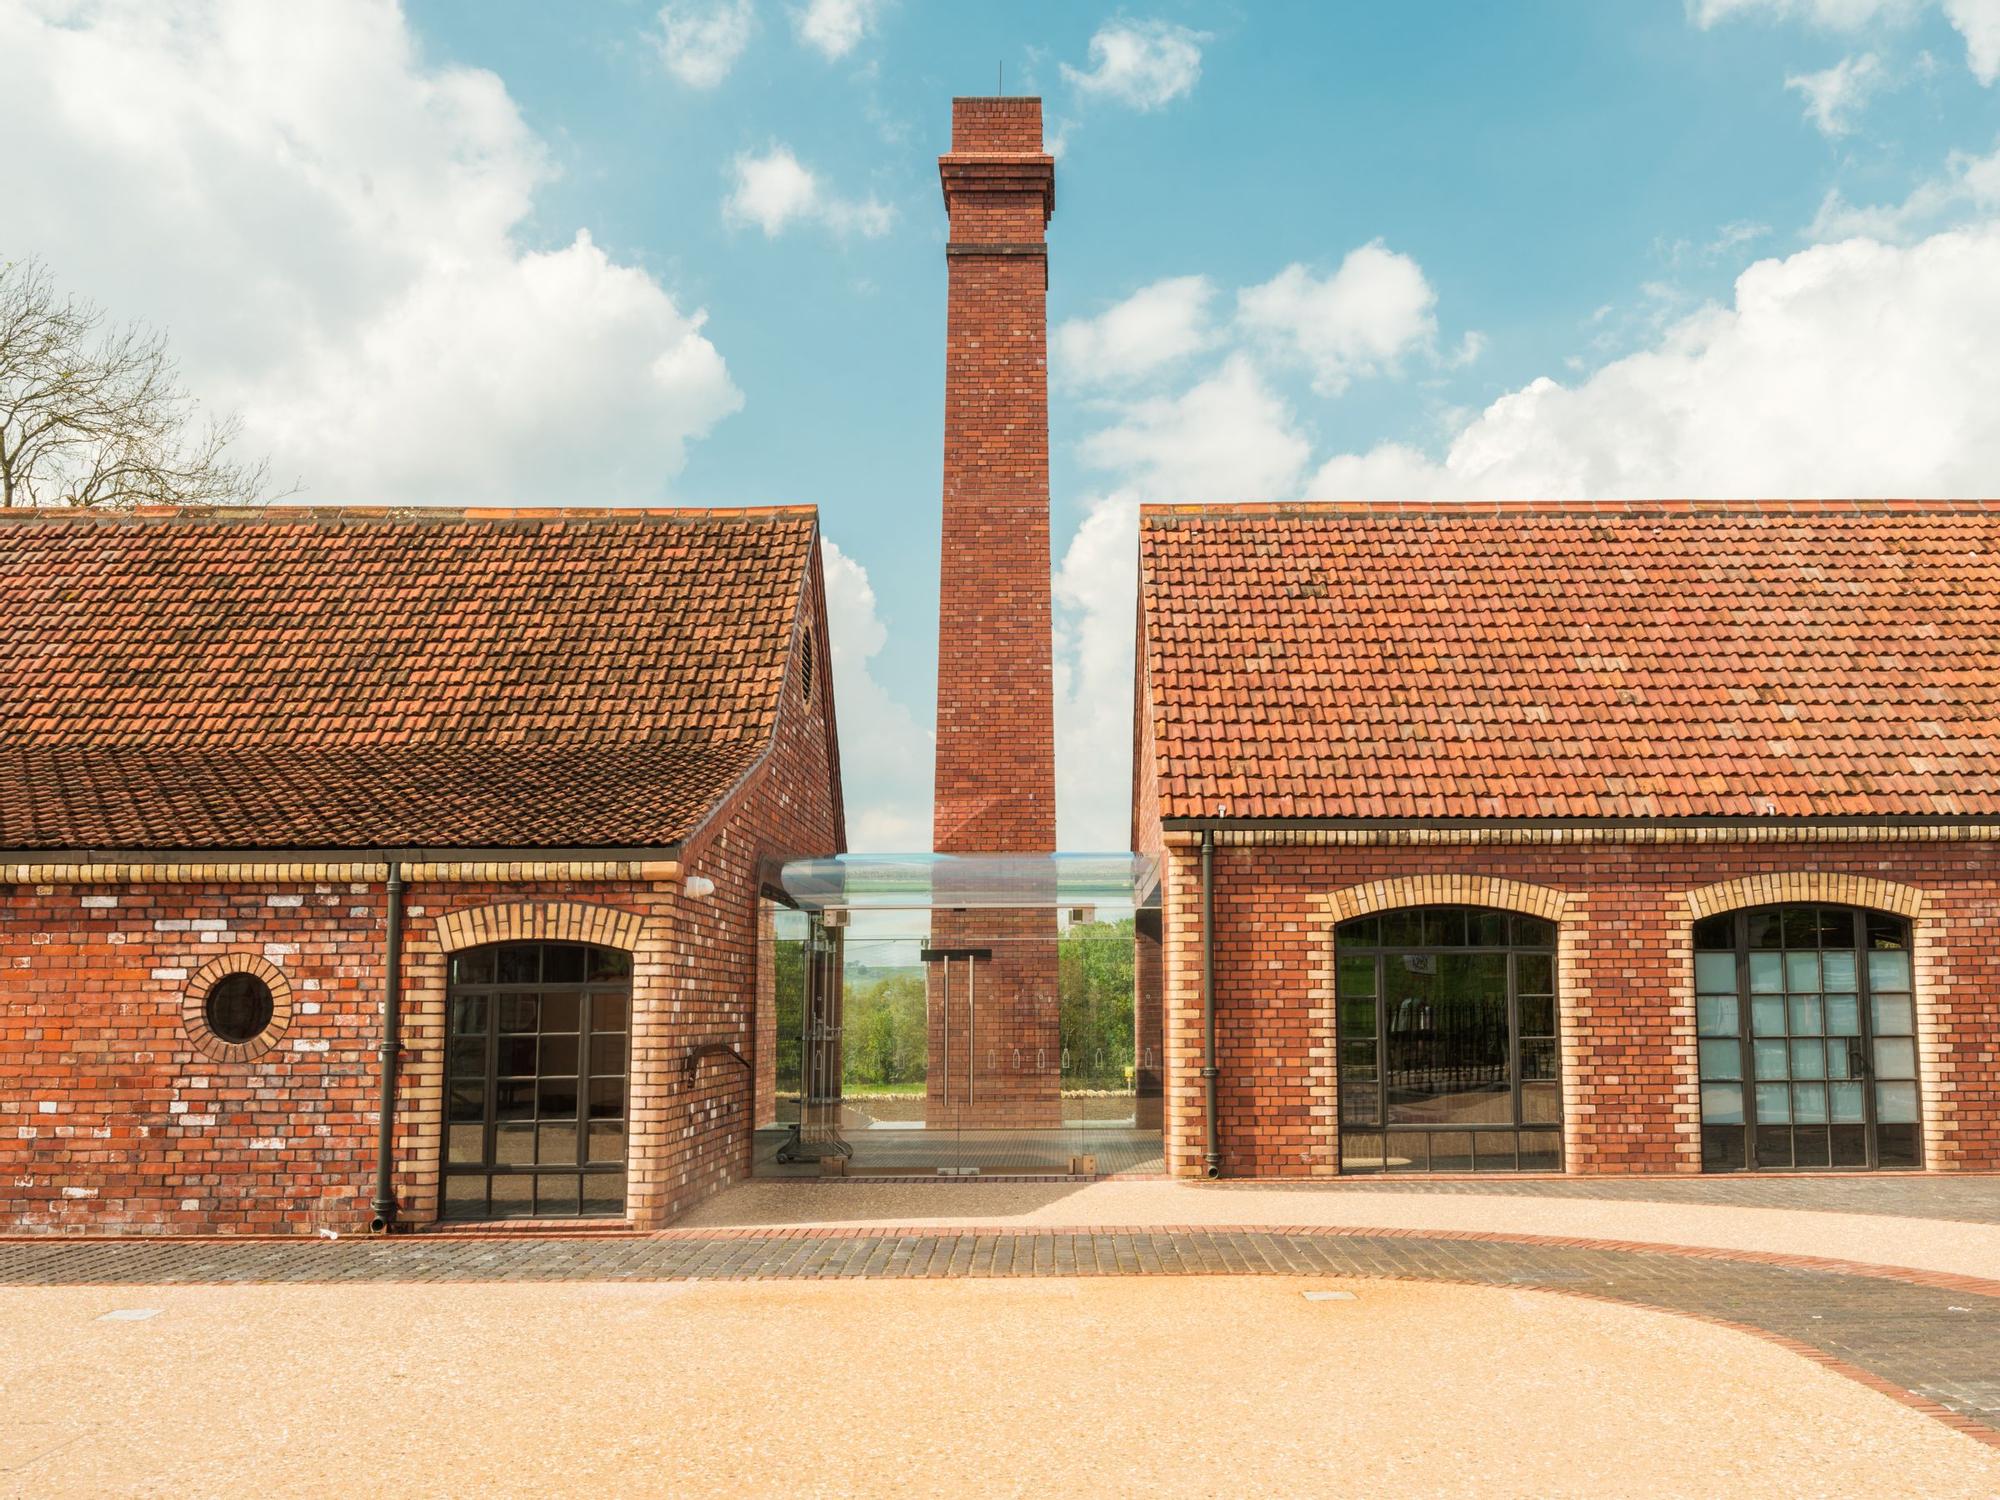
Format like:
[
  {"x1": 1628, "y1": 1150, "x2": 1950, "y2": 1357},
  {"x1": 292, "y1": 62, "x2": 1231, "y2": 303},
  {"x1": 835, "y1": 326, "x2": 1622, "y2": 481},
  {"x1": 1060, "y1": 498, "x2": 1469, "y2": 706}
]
[
  {"x1": 1695, "y1": 904, "x2": 1921, "y2": 1171},
  {"x1": 753, "y1": 905, "x2": 1160, "y2": 1177},
  {"x1": 1336, "y1": 906, "x2": 1561, "y2": 1173}
]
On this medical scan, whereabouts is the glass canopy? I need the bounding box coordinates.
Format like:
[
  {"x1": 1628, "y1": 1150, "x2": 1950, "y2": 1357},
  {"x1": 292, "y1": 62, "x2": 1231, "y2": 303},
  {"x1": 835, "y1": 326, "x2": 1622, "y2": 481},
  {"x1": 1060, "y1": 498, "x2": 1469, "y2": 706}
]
[{"x1": 777, "y1": 852, "x2": 1159, "y2": 912}]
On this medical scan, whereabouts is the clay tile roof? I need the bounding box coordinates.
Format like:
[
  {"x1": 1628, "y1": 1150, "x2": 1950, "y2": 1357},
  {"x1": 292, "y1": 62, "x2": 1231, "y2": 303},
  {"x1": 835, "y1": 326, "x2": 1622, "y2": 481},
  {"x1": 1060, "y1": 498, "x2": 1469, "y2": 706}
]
[
  {"x1": 1138, "y1": 499, "x2": 2000, "y2": 823},
  {"x1": 0, "y1": 505, "x2": 820, "y2": 852}
]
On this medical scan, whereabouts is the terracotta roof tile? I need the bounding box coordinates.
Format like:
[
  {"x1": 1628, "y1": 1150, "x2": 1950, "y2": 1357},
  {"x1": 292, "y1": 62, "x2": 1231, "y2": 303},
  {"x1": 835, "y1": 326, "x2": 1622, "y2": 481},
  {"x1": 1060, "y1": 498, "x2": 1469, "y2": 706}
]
[
  {"x1": 0, "y1": 505, "x2": 817, "y2": 850},
  {"x1": 1138, "y1": 499, "x2": 2000, "y2": 822}
]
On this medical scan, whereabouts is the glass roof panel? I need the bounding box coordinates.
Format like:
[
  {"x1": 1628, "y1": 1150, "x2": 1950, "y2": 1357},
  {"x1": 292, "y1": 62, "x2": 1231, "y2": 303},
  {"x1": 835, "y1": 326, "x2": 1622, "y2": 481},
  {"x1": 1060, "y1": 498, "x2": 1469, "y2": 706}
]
[{"x1": 778, "y1": 852, "x2": 1159, "y2": 912}]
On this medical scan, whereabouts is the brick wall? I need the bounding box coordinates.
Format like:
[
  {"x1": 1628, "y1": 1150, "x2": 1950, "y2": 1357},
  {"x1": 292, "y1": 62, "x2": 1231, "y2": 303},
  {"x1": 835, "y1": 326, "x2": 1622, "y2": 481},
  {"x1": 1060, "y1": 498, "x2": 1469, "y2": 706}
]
[
  {"x1": 0, "y1": 555, "x2": 843, "y2": 1235},
  {"x1": 1157, "y1": 836, "x2": 2000, "y2": 1179}
]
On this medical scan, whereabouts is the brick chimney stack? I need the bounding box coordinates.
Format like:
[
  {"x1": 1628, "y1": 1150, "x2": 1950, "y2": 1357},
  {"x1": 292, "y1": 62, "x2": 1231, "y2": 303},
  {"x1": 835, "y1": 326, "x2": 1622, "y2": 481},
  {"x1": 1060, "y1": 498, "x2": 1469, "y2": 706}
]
[{"x1": 933, "y1": 96, "x2": 1056, "y2": 855}]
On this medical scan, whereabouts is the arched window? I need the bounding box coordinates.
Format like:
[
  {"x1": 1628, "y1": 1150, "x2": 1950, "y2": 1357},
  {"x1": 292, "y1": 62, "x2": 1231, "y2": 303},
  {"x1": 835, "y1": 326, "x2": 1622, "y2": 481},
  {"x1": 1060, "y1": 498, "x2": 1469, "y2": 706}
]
[
  {"x1": 1336, "y1": 906, "x2": 1560, "y2": 1173},
  {"x1": 442, "y1": 941, "x2": 634, "y2": 1219},
  {"x1": 1694, "y1": 905, "x2": 1920, "y2": 1172}
]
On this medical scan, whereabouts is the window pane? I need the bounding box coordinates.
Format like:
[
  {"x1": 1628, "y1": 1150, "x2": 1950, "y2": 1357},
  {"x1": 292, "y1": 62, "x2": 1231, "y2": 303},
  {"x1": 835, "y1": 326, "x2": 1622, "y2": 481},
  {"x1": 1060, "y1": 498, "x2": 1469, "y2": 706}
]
[
  {"x1": 494, "y1": 1122, "x2": 533, "y2": 1165},
  {"x1": 1782, "y1": 907, "x2": 1818, "y2": 948},
  {"x1": 1818, "y1": 908, "x2": 1855, "y2": 948},
  {"x1": 1693, "y1": 914, "x2": 1732, "y2": 951},
  {"x1": 1751, "y1": 996, "x2": 1787, "y2": 1036},
  {"x1": 452, "y1": 949, "x2": 495, "y2": 986},
  {"x1": 1788, "y1": 995, "x2": 1823, "y2": 1035},
  {"x1": 1337, "y1": 955, "x2": 1376, "y2": 997},
  {"x1": 498, "y1": 996, "x2": 537, "y2": 1033},
  {"x1": 543, "y1": 945, "x2": 587, "y2": 984},
  {"x1": 540, "y1": 993, "x2": 580, "y2": 1032},
  {"x1": 1469, "y1": 911, "x2": 1510, "y2": 946},
  {"x1": 1753, "y1": 1039, "x2": 1789, "y2": 1079},
  {"x1": 1521, "y1": 1037, "x2": 1558, "y2": 1081},
  {"x1": 1697, "y1": 994, "x2": 1738, "y2": 1036},
  {"x1": 587, "y1": 1120, "x2": 626, "y2": 1165},
  {"x1": 1701, "y1": 1082, "x2": 1744, "y2": 1125},
  {"x1": 1699, "y1": 1040, "x2": 1742, "y2": 1080},
  {"x1": 537, "y1": 1077, "x2": 579, "y2": 1119},
  {"x1": 588, "y1": 1077, "x2": 626, "y2": 1119},
  {"x1": 1512, "y1": 915, "x2": 1556, "y2": 948},
  {"x1": 1429, "y1": 1131, "x2": 1472, "y2": 1171},
  {"x1": 1517, "y1": 953, "x2": 1554, "y2": 994},
  {"x1": 1785, "y1": 952, "x2": 1820, "y2": 992},
  {"x1": 1867, "y1": 951, "x2": 1912, "y2": 992},
  {"x1": 1877, "y1": 1123, "x2": 1921, "y2": 1168},
  {"x1": 1792, "y1": 1083, "x2": 1829, "y2": 1123},
  {"x1": 1339, "y1": 998, "x2": 1377, "y2": 1038},
  {"x1": 581, "y1": 1171, "x2": 627, "y2": 1216},
  {"x1": 537, "y1": 1120, "x2": 577, "y2": 1166},
  {"x1": 450, "y1": 997, "x2": 486, "y2": 1036},
  {"x1": 1339, "y1": 1038, "x2": 1377, "y2": 1078},
  {"x1": 1873, "y1": 1038, "x2": 1917, "y2": 1078},
  {"x1": 587, "y1": 947, "x2": 633, "y2": 981},
  {"x1": 489, "y1": 1176, "x2": 534, "y2": 1216},
  {"x1": 1789, "y1": 1040, "x2": 1826, "y2": 1079},
  {"x1": 1822, "y1": 951, "x2": 1857, "y2": 991},
  {"x1": 1382, "y1": 909, "x2": 1423, "y2": 947},
  {"x1": 588, "y1": 1033, "x2": 627, "y2": 1076},
  {"x1": 498, "y1": 1036, "x2": 536, "y2": 1077},
  {"x1": 1875, "y1": 1081, "x2": 1918, "y2": 1124},
  {"x1": 1703, "y1": 1125, "x2": 1746, "y2": 1169},
  {"x1": 1338, "y1": 916, "x2": 1380, "y2": 948},
  {"x1": 1521, "y1": 1082, "x2": 1560, "y2": 1125},
  {"x1": 1865, "y1": 912, "x2": 1907, "y2": 951},
  {"x1": 592, "y1": 993, "x2": 629, "y2": 1030},
  {"x1": 1747, "y1": 910, "x2": 1783, "y2": 949},
  {"x1": 1755, "y1": 1082, "x2": 1791, "y2": 1123},
  {"x1": 1340, "y1": 1132, "x2": 1387, "y2": 1171},
  {"x1": 1519, "y1": 1133, "x2": 1561, "y2": 1171},
  {"x1": 497, "y1": 946, "x2": 539, "y2": 984},
  {"x1": 1518, "y1": 993, "x2": 1555, "y2": 1036},
  {"x1": 1824, "y1": 994, "x2": 1859, "y2": 1035},
  {"x1": 1340, "y1": 1082, "x2": 1379, "y2": 1125},
  {"x1": 1871, "y1": 994, "x2": 1914, "y2": 1035},
  {"x1": 449, "y1": 1038, "x2": 484, "y2": 1082},
  {"x1": 1749, "y1": 953, "x2": 1784, "y2": 993},
  {"x1": 1694, "y1": 953, "x2": 1736, "y2": 993},
  {"x1": 540, "y1": 1035, "x2": 579, "y2": 1076},
  {"x1": 1424, "y1": 909, "x2": 1465, "y2": 947},
  {"x1": 448, "y1": 1123, "x2": 483, "y2": 1163},
  {"x1": 1830, "y1": 1082, "x2": 1865, "y2": 1123}
]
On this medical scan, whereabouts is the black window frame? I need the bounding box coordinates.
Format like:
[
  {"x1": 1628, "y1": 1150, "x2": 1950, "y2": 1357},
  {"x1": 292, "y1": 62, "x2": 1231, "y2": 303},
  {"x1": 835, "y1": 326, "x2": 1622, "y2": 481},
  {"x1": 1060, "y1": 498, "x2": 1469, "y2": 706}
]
[
  {"x1": 441, "y1": 940, "x2": 633, "y2": 1220},
  {"x1": 1694, "y1": 904, "x2": 1922, "y2": 1173},
  {"x1": 1335, "y1": 905, "x2": 1562, "y2": 1174}
]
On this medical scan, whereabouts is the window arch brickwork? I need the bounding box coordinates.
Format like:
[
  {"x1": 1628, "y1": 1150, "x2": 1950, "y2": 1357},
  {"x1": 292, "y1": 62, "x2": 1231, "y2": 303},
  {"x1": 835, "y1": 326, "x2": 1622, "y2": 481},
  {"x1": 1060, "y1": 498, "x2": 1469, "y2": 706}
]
[{"x1": 432, "y1": 901, "x2": 647, "y2": 955}]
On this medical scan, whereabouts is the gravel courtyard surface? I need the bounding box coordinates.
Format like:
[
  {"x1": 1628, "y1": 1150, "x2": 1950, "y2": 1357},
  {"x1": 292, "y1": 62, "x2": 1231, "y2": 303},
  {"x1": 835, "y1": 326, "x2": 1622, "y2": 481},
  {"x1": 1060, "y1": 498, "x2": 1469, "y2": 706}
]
[{"x1": 4, "y1": 1276, "x2": 1998, "y2": 1499}]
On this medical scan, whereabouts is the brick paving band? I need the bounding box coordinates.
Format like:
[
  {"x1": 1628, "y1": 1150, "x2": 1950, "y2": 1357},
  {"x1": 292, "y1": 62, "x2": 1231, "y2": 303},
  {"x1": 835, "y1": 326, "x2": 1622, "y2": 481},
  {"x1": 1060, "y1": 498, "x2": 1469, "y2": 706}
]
[{"x1": 4, "y1": 1228, "x2": 1996, "y2": 1441}]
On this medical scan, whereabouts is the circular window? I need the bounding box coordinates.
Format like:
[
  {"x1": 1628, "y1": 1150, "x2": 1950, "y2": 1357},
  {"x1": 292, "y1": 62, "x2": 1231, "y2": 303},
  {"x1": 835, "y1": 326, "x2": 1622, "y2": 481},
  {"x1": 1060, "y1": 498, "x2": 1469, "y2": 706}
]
[
  {"x1": 204, "y1": 973, "x2": 275, "y2": 1043},
  {"x1": 180, "y1": 956, "x2": 293, "y2": 1061}
]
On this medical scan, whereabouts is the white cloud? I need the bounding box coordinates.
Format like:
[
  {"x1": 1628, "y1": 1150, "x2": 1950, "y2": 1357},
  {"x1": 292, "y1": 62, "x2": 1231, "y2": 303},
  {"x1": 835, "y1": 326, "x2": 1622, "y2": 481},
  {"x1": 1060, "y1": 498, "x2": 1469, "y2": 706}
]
[
  {"x1": 0, "y1": 0, "x2": 740, "y2": 504},
  {"x1": 1061, "y1": 18, "x2": 1210, "y2": 110},
  {"x1": 655, "y1": 0, "x2": 755, "y2": 88},
  {"x1": 1235, "y1": 244, "x2": 1440, "y2": 395},
  {"x1": 1079, "y1": 353, "x2": 1311, "y2": 504},
  {"x1": 1693, "y1": 0, "x2": 1998, "y2": 84},
  {"x1": 793, "y1": 0, "x2": 885, "y2": 60},
  {"x1": 1808, "y1": 138, "x2": 2000, "y2": 238},
  {"x1": 1053, "y1": 492, "x2": 1140, "y2": 850},
  {"x1": 1786, "y1": 51, "x2": 1885, "y2": 133},
  {"x1": 724, "y1": 145, "x2": 895, "y2": 238},
  {"x1": 1053, "y1": 275, "x2": 1216, "y2": 387},
  {"x1": 1308, "y1": 222, "x2": 2000, "y2": 499},
  {"x1": 1944, "y1": 0, "x2": 2000, "y2": 83},
  {"x1": 820, "y1": 539, "x2": 932, "y2": 849}
]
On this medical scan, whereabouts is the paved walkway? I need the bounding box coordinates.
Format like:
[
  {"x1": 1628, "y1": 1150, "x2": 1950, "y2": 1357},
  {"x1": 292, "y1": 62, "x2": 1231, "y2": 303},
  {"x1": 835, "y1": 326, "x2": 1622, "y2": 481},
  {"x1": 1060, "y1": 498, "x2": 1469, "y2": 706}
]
[{"x1": 5, "y1": 1222, "x2": 1998, "y2": 1443}]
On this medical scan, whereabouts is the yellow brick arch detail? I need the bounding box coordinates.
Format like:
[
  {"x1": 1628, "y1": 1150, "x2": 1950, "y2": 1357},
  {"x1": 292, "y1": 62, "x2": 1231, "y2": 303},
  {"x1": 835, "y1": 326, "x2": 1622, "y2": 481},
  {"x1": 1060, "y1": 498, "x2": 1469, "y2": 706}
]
[
  {"x1": 432, "y1": 900, "x2": 648, "y2": 955},
  {"x1": 1319, "y1": 874, "x2": 1574, "y2": 925},
  {"x1": 1684, "y1": 872, "x2": 1926, "y2": 921}
]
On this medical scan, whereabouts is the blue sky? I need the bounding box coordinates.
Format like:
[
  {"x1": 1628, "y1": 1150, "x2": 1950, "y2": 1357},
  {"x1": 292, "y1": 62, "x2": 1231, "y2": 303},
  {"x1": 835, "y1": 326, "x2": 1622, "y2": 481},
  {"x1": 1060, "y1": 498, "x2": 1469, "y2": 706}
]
[{"x1": 7, "y1": 0, "x2": 2000, "y2": 850}]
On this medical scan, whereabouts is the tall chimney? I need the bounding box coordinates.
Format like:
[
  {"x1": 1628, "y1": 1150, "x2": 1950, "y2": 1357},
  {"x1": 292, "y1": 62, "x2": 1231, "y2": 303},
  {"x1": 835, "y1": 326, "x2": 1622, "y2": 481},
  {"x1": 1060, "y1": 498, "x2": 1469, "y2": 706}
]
[
  {"x1": 933, "y1": 96, "x2": 1056, "y2": 855},
  {"x1": 924, "y1": 97, "x2": 1061, "y2": 1133}
]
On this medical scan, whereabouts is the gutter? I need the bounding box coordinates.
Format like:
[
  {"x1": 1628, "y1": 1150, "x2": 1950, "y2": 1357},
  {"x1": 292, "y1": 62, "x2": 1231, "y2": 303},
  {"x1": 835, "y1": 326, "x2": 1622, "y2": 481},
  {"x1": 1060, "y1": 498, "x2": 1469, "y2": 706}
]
[
  {"x1": 1200, "y1": 829, "x2": 1220, "y2": 1180},
  {"x1": 370, "y1": 861, "x2": 406, "y2": 1233}
]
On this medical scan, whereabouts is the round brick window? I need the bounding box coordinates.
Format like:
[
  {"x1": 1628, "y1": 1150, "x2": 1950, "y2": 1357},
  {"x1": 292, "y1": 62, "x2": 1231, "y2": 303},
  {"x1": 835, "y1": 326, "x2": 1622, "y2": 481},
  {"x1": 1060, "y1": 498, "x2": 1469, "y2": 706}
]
[
  {"x1": 205, "y1": 973, "x2": 274, "y2": 1043},
  {"x1": 182, "y1": 956, "x2": 293, "y2": 1062}
]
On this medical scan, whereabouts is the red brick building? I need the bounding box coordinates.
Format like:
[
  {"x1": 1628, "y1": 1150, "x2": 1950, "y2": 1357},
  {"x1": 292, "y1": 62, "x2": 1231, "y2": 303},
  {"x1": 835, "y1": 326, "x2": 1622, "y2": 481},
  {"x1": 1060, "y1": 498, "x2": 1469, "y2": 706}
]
[
  {"x1": 1136, "y1": 501, "x2": 2000, "y2": 1178},
  {"x1": 0, "y1": 505, "x2": 843, "y2": 1232}
]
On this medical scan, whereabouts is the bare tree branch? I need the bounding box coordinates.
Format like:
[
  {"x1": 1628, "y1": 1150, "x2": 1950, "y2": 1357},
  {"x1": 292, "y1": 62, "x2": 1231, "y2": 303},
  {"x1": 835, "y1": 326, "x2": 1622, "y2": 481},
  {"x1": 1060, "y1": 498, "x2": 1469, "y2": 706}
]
[{"x1": 0, "y1": 257, "x2": 294, "y2": 508}]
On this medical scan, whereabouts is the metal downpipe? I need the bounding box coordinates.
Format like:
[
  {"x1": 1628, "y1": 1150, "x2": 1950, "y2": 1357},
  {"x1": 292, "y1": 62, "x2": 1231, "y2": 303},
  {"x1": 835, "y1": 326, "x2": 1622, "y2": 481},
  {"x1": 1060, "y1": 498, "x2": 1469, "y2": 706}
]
[
  {"x1": 1201, "y1": 830, "x2": 1220, "y2": 1179},
  {"x1": 370, "y1": 861, "x2": 405, "y2": 1232}
]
